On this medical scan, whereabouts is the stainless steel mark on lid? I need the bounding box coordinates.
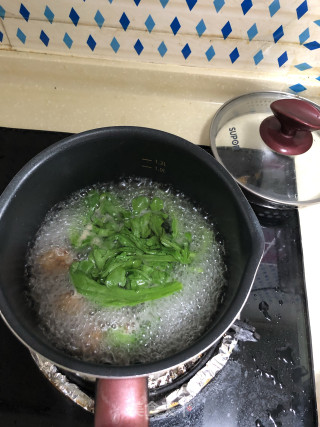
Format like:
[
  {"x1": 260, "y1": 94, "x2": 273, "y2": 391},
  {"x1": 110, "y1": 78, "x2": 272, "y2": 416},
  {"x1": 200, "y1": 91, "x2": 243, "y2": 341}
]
[{"x1": 210, "y1": 92, "x2": 320, "y2": 207}]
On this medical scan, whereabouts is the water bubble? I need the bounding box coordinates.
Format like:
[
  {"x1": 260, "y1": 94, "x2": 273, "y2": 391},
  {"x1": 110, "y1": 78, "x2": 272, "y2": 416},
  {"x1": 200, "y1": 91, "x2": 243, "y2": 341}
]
[{"x1": 27, "y1": 178, "x2": 226, "y2": 365}]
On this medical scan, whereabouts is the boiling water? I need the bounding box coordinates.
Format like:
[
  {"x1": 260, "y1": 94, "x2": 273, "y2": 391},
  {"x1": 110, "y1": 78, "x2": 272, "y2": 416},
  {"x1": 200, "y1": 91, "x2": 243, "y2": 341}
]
[{"x1": 27, "y1": 178, "x2": 226, "y2": 365}]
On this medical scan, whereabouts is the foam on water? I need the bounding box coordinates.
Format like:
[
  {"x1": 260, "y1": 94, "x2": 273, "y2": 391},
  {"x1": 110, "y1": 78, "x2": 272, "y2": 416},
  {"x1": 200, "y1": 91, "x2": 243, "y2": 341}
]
[{"x1": 27, "y1": 178, "x2": 226, "y2": 365}]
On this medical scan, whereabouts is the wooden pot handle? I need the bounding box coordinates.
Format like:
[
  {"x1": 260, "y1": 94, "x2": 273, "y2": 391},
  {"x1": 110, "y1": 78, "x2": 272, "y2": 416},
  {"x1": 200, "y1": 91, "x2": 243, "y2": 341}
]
[{"x1": 95, "y1": 377, "x2": 149, "y2": 427}]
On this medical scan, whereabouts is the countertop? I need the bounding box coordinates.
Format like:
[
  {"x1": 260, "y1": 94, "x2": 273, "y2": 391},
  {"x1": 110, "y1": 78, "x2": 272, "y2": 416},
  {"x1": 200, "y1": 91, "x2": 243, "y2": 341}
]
[{"x1": 1, "y1": 50, "x2": 320, "y2": 422}]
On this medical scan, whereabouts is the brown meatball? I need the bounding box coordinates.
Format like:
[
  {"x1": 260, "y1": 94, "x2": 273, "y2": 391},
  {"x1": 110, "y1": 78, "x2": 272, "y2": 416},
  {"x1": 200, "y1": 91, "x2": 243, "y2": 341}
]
[
  {"x1": 55, "y1": 292, "x2": 104, "y2": 353},
  {"x1": 55, "y1": 291, "x2": 86, "y2": 315},
  {"x1": 83, "y1": 328, "x2": 104, "y2": 353},
  {"x1": 36, "y1": 248, "x2": 74, "y2": 273}
]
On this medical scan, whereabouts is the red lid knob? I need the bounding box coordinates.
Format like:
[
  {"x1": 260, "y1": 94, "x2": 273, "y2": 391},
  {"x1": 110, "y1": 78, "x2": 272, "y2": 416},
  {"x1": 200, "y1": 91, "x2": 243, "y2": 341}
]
[{"x1": 259, "y1": 98, "x2": 320, "y2": 155}]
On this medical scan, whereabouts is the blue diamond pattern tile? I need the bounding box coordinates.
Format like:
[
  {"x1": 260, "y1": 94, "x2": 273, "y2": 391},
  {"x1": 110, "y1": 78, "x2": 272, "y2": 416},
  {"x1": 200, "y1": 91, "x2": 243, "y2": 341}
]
[
  {"x1": 182, "y1": 43, "x2": 191, "y2": 59},
  {"x1": 40, "y1": 30, "x2": 49, "y2": 46},
  {"x1": 3, "y1": 0, "x2": 316, "y2": 74},
  {"x1": 186, "y1": 0, "x2": 197, "y2": 11},
  {"x1": 299, "y1": 28, "x2": 310, "y2": 44},
  {"x1": 120, "y1": 13, "x2": 130, "y2": 31},
  {"x1": 134, "y1": 39, "x2": 144, "y2": 55},
  {"x1": 0, "y1": 6, "x2": 6, "y2": 19},
  {"x1": 295, "y1": 62, "x2": 312, "y2": 71},
  {"x1": 205, "y1": 46, "x2": 215, "y2": 61},
  {"x1": 20, "y1": 3, "x2": 30, "y2": 22},
  {"x1": 289, "y1": 83, "x2": 306, "y2": 93},
  {"x1": 160, "y1": 0, "x2": 169, "y2": 8},
  {"x1": 221, "y1": 21, "x2": 232, "y2": 39},
  {"x1": 110, "y1": 37, "x2": 120, "y2": 52},
  {"x1": 44, "y1": 6, "x2": 54, "y2": 23},
  {"x1": 254, "y1": 49, "x2": 263, "y2": 65},
  {"x1": 230, "y1": 47, "x2": 239, "y2": 63},
  {"x1": 69, "y1": 8, "x2": 80, "y2": 26},
  {"x1": 304, "y1": 41, "x2": 320, "y2": 50},
  {"x1": 196, "y1": 19, "x2": 206, "y2": 37},
  {"x1": 170, "y1": 17, "x2": 181, "y2": 35},
  {"x1": 297, "y1": 1, "x2": 308, "y2": 20},
  {"x1": 213, "y1": 0, "x2": 225, "y2": 13},
  {"x1": 241, "y1": 0, "x2": 253, "y2": 15},
  {"x1": 94, "y1": 10, "x2": 105, "y2": 28},
  {"x1": 316, "y1": 76, "x2": 320, "y2": 81},
  {"x1": 269, "y1": 0, "x2": 280, "y2": 17},
  {"x1": 273, "y1": 25, "x2": 284, "y2": 43},
  {"x1": 17, "y1": 28, "x2": 26, "y2": 44},
  {"x1": 158, "y1": 41, "x2": 167, "y2": 57},
  {"x1": 247, "y1": 23, "x2": 258, "y2": 41},
  {"x1": 278, "y1": 51, "x2": 288, "y2": 67},
  {"x1": 63, "y1": 33, "x2": 73, "y2": 49},
  {"x1": 145, "y1": 15, "x2": 155, "y2": 33},
  {"x1": 87, "y1": 35, "x2": 96, "y2": 51}
]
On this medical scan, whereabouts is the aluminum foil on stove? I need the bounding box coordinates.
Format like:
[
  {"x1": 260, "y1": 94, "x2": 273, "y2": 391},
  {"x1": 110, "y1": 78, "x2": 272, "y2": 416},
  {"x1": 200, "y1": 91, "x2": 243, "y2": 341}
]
[
  {"x1": 31, "y1": 352, "x2": 95, "y2": 413},
  {"x1": 30, "y1": 321, "x2": 256, "y2": 416},
  {"x1": 148, "y1": 332, "x2": 238, "y2": 415}
]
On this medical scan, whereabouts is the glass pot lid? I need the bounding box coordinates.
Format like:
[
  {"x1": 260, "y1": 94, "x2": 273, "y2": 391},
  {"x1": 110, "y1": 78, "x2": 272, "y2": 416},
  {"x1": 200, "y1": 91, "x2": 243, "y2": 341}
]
[{"x1": 210, "y1": 91, "x2": 320, "y2": 206}]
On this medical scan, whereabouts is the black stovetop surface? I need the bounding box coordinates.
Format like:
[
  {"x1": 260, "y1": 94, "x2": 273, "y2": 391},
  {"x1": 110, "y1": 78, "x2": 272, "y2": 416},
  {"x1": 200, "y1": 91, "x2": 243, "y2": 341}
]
[{"x1": 0, "y1": 127, "x2": 317, "y2": 427}]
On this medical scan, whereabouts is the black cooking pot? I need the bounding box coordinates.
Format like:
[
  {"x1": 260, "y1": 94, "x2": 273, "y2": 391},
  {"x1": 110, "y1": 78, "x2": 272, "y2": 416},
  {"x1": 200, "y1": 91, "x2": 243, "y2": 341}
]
[{"x1": 0, "y1": 127, "x2": 264, "y2": 426}]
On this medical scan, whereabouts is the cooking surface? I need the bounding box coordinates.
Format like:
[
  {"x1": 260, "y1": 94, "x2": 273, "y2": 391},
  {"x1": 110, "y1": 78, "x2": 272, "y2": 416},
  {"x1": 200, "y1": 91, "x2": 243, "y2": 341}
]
[{"x1": 0, "y1": 127, "x2": 317, "y2": 426}]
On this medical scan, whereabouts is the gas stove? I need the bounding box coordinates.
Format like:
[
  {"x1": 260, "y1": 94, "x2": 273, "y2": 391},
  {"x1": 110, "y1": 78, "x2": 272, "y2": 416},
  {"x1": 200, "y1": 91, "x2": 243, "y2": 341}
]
[{"x1": 0, "y1": 127, "x2": 317, "y2": 426}]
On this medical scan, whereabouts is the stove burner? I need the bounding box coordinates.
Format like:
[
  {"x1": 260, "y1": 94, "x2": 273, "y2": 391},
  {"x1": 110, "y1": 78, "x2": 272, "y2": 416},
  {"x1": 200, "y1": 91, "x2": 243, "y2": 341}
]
[{"x1": 30, "y1": 321, "x2": 256, "y2": 416}]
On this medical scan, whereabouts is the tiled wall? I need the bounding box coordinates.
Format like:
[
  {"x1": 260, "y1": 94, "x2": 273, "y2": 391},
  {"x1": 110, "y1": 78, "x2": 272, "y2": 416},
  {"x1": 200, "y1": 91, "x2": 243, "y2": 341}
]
[{"x1": 0, "y1": 0, "x2": 319, "y2": 94}]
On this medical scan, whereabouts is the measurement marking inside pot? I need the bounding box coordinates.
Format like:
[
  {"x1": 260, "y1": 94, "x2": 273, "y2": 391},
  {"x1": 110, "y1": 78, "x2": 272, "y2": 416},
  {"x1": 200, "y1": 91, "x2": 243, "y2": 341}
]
[
  {"x1": 141, "y1": 158, "x2": 166, "y2": 173},
  {"x1": 141, "y1": 158, "x2": 153, "y2": 169}
]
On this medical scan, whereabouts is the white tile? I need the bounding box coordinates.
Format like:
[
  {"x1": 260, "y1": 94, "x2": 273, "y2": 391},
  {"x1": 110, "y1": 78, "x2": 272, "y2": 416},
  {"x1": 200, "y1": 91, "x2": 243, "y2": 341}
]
[
  {"x1": 3, "y1": 18, "x2": 33, "y2": 51},
  {"x1": 2, "y1": 15, "x2": 318, "y2": 77},
  {"x1": 0, "y1": 0, "x2": 314, "y2": 43},
  {"x1": 0, "y1": 1, "x2": 20, "y2": 19},
  {"x1": 1, "y1": 0, "x2": 319, "y2": 83},
  {"x1": 0, "y1": 19, "x2": 11, "y2": 48}
]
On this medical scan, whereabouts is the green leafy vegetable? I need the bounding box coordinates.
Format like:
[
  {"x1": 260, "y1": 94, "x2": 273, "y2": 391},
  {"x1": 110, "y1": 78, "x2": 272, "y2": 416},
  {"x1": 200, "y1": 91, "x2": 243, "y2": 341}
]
[
  {"x1": 106, "y1": 328, "x2": 138, "y2": 347},
  {"x1": 69, "y1": 190, "x2": 194, "y2": 307},
  {"x1": 132, "y1": 196, "x2": 150, "y2": 213},
  {"x1": 70, "y1": 266, "x2": 183, "y2": 307},
  {"x1": 150, "y1": 197, "x2": 164, "y2": 211}
]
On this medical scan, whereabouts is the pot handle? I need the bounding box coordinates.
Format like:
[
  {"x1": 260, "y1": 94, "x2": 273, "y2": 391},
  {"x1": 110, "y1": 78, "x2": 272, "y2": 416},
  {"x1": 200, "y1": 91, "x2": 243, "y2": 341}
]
[
  {"x1": 95, "y1": 377, "x2": 149, "y2": 427},
  {"x1": 259, "y1": 98, "x2": 320, "y2": 155}
]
